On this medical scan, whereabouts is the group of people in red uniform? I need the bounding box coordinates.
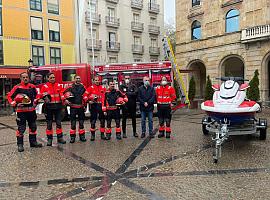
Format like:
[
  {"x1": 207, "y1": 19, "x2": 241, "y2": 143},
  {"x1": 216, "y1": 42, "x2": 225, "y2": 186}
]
[{"x1": 8, "y1": 72, "x2": 176, "y2": 152}]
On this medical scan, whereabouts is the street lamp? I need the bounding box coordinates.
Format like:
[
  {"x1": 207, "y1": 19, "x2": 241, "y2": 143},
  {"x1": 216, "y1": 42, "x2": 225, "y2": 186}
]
[{"x1": 28, "y1": 59, "x2": 33, "y2": 68}]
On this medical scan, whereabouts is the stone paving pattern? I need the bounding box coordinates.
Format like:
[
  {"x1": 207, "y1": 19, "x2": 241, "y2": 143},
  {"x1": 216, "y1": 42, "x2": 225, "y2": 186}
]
[{"x1": 0, "y1": 109, "x2": 270, "y2": 199}]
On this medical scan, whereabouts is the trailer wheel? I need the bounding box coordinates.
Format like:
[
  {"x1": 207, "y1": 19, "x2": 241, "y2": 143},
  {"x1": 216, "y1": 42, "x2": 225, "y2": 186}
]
[
  {"x1": 202, "y1": 124, "x2": 209, "y2": 135},
  {"x1": 202, "y1": 116, "x2": 210, "y2": 135},
  {"x1": 259, "y1": 129, "x2": 267, "y2": 140}
]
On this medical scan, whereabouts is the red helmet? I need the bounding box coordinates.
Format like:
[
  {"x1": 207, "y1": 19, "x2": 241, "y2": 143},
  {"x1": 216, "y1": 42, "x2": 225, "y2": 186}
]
[
  {"x1": 116, "y1": 97, "x2": 125, "y2": 105},
  {"x1": 14, "y1": 94, "x2": 31, "y2": 104},
  {"x1": 64, "y1": 91, "x2": 74, "y2": 100},
  {"x1": 88, "y1": 94, "x2": 98, "y2": 102}
]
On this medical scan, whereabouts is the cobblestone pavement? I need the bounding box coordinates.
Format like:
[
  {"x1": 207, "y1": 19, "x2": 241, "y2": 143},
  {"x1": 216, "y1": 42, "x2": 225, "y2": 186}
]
[{"x1": 0, "y1": 109, "x2": 270, "y2": 200}]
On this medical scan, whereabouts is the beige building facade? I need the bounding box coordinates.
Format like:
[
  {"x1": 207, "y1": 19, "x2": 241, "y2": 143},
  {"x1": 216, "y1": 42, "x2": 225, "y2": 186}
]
[
  {"x1": 176, "y1": 0, "x2": 270, "y2": 103},
  {"x1": 75, "y1": 0, "x2": 164, "y2": 65}
]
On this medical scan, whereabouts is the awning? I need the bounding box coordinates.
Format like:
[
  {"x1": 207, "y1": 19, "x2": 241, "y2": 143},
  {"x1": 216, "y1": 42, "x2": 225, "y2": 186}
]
[{"x1": 0, "y1": 68, "x2": 28, "y2": 79}]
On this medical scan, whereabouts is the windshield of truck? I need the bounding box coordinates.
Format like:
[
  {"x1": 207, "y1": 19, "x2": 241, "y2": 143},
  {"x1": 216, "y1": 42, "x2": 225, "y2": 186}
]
[{"x1": 30, "y1": 70, "x2": 50, "y2": 85}]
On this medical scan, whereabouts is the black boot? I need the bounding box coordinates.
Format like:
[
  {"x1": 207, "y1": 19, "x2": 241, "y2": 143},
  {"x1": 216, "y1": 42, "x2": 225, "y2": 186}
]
[
  {"x1": 29, "y1": 135, "x2": 42, "y2": 148},
  {"x1": 106, "y1": 133, "x2": 111, "y2": 140},
  {"x1": 100, "y1": 133, "x2": 106, "y2": 140},
  {"x1": 141, "y1": 133, "x2": 146, "y2": 138},
  {"x1": 133, "y1": 132, "x2": 138, "y2": 137},
  {"x1": 70, "y1": 135, "x2": 76, "y2": 143},
  {"x1": 122, "y1": 132, "x2": 127, "y2": 138},
  {"x1": 149, "y1": 133, "x2": 155, "y2": 138},
  {"x1": 158, "y1": 131, "x2": 165, "y2": 138},
  {"x1": 47, "y1": 135, "x2": 53, "y2": 146},
  {"x1": 57, "y1": 134, "x2": 66, "y2": 144},
  {"x1": 166, "y1": 132, "x2": 171, "y2": 138},
  {"x1": 90, "y1": 132, "x2": 95, "y2": 141},
  {"x1": 17, "y1": 136, "x2": 24, "y2": 152},
  {"x1": 79, "y1": 134, "x2": 87, "y2": 142},
  {"x1": 116, "y1": 133, "x2": 122, "y2": 140}
]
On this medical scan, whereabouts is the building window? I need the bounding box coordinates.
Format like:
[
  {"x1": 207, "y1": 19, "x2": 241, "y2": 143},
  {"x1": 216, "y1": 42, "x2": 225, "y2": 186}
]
[
  {"x1": 109, "y1": 56, "x2": 117, "y2": 63},
  {"x1": 191, "y1": 20, "x2": 201, "y2": 40},
  {"x1": 47, "y1": 0, "x2": 59, "y2": 15},
  {"x1": 226, "y1": 9, "x2": 240, "y2": 33},
  {"x1": 31, "y1": 17, "x2": 43, "y2": 40},
  {"x1": 49, "y1": 20, "x2": 60, "y2": 42},
  {"x1": 192, "y1": 0, "x2": 200, "y2": 7},
  {"x1": 89, "y1": 0, "x2": 97, "y2": 14},
  {"x1": 30, "y1": 0, "x2": 42, "y2": 11},
  {"x1": 32, "y1": 46, "x2": 45, "y2": 66},
  {"x1": 50, "y1": 47, "x2": 61, "y2": 64},
  {"x1": 0, "y1": 41, "x2": 4, "y2": 65}
]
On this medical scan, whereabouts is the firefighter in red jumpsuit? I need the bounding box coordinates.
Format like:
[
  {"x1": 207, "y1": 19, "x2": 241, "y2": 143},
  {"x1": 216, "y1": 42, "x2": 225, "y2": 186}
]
[
  {"x1": 85, "y1": 76, "x2": 106, "y2": 141},
  {"x1": 64, "y1": 75, "x2": 87, "y2": 143},
  {"x1": 155, "y1": 76, "x2": 176, "y2": 138},
  {"x1": 8, "y1": 72, "x2": 42, "y2": 152},
  {"x1": 39, "y1": 72, "x2": 66, "y2": 146},
  {"x1": 102, "y1": 81, "x2": 128, "y2": 140}
]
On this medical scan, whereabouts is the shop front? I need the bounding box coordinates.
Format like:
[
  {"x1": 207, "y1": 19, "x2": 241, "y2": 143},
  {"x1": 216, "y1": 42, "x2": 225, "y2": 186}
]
[{"x1": 0, "y1": 67, "x2": 27, "y2": 109}]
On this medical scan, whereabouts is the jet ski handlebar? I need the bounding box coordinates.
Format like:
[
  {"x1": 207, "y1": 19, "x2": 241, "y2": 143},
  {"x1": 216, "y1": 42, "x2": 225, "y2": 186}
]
[{"x1": 216, "y1": 77, "x2": 249, "y2": 82}]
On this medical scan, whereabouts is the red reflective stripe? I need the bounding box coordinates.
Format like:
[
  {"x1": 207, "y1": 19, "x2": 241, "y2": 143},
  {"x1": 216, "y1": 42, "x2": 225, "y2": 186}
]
[
  {"x1": 16, "y1": 130, "x2": 21, "y2": 136},
  {"x1": 106, "y1": 128, "x2": 112, "y2": 134},
  {"x1": 56, "y1": 128, "x2": 62, "y2": 134},
  {"x1": 159, "y1": 126, "x2": 165, "y2": 131},
  {"x1": 100, "y1": 127, "x2": 105, "y2": 133},
  {"x1": 165, "y1": 127, "x2": 171, "y2": 132},
  {"x1": 70, "y1": 129, "x2": 76, "y2": 135},
  {"x1": 46, "y1": 129, "x2": 53, "y2": 135},
  {"x1": 29, "y1": 129, "x2": 37, "y2": 135},
  {"x1": 90, "y1": 128, "x2": 96, "y2": 132},
  {"x1": 79, "y1": 129, "x2": 85, "y2": 135},
  {"x1": 115, "y1": 127, "x2": 121, "y2": 133}
]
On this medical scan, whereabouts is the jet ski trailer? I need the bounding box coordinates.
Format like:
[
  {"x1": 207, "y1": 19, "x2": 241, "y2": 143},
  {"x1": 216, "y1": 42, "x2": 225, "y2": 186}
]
[{"x1": 201, "y1": 77, "x2": 267, "y2": 163}]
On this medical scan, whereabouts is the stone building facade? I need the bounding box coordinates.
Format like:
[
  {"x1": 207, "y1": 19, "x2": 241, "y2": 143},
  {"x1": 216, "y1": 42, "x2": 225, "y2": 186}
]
[
  {"x1": 175, "y1": 0, "x2": 270, "y2": 103},
  {"x1": 75, "y1": 0, "x2": 164, "y2": 65}
]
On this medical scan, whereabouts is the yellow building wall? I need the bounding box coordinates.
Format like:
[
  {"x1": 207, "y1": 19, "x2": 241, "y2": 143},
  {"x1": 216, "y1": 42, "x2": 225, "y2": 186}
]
[
  {"x1": 1, "y1": 0, "x2": 76, "y2": 67},
  {"x1": 3, "y1": 39, "x2": 31, "y2": 66}
]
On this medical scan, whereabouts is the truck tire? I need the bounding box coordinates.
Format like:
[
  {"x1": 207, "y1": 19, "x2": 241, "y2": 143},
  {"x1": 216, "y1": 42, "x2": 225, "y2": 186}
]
[{"x1": 259, "y1": 129, "x2": 267, "y2": 140}]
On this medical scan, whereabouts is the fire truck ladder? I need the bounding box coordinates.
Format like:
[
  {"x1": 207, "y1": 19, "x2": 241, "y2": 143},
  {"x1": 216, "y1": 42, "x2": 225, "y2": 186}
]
[{"x1": 162, "y1": 36, "x2": 190, "y2": 106}]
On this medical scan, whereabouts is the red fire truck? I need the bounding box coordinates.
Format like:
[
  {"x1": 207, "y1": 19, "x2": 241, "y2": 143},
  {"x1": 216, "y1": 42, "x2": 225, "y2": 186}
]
[
  {"x1": 94, "y1": 61, "x2": 173, "y2": 88},
  {"x1": 28, "y1": 61, "x2": 173, "y2": 114}
]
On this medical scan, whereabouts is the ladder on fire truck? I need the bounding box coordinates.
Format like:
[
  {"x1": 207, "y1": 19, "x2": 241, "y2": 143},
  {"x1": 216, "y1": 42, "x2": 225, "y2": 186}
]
[{"x1": 162, "y1": 36, "x2": 190, "y2": 107}]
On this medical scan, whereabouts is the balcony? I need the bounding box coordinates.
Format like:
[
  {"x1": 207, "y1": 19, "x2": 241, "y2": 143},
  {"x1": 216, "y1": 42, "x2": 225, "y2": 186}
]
[
  {"x1": 106, "y1": 0, "x2": 119, "y2": 3},
  {"x1": 85, "y1": 12, "x2": 101, "y2": 24},
  {"x1": 149, "y1": 47, "x2": 160, "y2": 55},
  {"x1": 148, "y1": 3, "x2": 160, "y2": 13},
  {"x1": 148, "y1": 25, "x2": 160, "y2": 35},
  {"x1": 105, "y1": 16, "x2": 120, "y2": 28},
  {"x1": 86, "y1": 39, "x2": 102, "y2": 51},
  {"x1": 106, "y1": 41, "x2": 120, "y2": 52},
  {"x1": 131, "y1": 0, "x2": 143, "y2": 9},
  {"x1": 132, "y1": 44, "x2": 144, "y2": 54},
  {"x1": 131, "y1": 21, "x2": 144, "y2": 32},
  {"x1": 241, "y1": 24, "x2": 270, "y2": 43}
]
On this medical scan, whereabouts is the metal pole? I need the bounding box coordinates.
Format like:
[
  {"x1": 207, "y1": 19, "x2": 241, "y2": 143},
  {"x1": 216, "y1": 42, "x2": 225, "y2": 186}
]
[
  {"x1": 89, "y1": 4, "x2": 95, "y2": 71},
  {"x1": 76, "y1": 0, "x2": 82, "y2": 63}
]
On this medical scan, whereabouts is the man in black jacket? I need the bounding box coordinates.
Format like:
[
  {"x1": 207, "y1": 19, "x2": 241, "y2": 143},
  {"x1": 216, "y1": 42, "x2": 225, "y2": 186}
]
[
  {"x1": 64, "y1": 75, "x2": 87, "y2": 143},
  {"x1": 119, "y1": 75, "x2": 138, "y2": 138},
  {"x1": 138, "y1": 76, "x2": 156, "y2": 138}
]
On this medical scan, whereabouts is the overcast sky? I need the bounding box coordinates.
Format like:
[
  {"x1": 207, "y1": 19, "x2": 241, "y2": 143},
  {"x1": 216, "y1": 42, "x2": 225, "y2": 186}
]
[{"x1": 164, "y1": 0, "x2": 175, "y2": 26}]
